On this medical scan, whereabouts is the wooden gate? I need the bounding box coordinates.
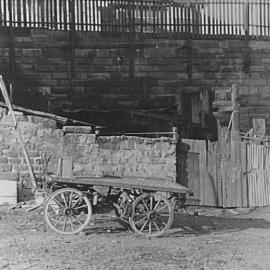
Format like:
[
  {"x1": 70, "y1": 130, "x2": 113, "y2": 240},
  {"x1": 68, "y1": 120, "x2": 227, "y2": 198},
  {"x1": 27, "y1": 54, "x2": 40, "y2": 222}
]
[{"x1": 180, "y1": 137, "x2": 270, "y2": 208}]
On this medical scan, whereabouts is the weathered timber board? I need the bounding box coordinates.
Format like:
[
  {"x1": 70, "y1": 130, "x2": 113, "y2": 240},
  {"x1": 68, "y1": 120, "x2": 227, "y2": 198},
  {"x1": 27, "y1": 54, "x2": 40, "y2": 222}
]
[{"x1": 49, "y1": 176, "x2": 190, "y2": 194}]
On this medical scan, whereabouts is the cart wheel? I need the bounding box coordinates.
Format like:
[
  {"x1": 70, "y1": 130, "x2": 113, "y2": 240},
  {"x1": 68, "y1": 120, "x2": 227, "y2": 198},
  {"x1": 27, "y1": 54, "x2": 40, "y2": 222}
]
[
  {"x1": 44, "y1": 188, "x2": 92, "y2": 235},
  {"x1": 129, "y1": 193, "x2": 174, "y2": 237}
]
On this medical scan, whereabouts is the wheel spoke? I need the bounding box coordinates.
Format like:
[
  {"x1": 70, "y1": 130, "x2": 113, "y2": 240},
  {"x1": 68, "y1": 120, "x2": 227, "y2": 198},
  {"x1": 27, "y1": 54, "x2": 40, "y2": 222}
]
[
  {"x1": 149, "y1": 196, "x2": 153, "y2": 210},
  {"x1": 139, "y1": 219, "x2": 149, "y2": 232},
  {"x1": 135, "y1": 216, "x2": 147, "y2": 225},
  {"x1": 72, "y1": 215, "x2": 83, "y2": 226},
  {"x1": 74, "y1": 204, "x2": 87, "y2": 210},
  {"x1": 156, "y1": 217, "x2": 167, "y2": 227},
  {"x1": 61, "y1": 193, "x2": 68, "y2": 207},
  {"x1": 153, "y1": 198, "x2": 161, "y2": 210},
  {"x1": 142, "y1": 199, "x2": 149, "y2": 211},
  {"x1": 53, "y1": 197, "x2": 65, "y2": 207},
  {"x1": 68, "y1": 192, "x2": 74, "y2": 207},
  {"x1": 153, "y1": 221, "x2": 161, "y2": 232},
  {"x1": 69, "y1": 217, "x2": 75, "y2": 231},
  {"x1": 62, "y1": 217, "x2": 68, "y2": 232},
  {"x1": 72, "y1": 196, "x2": 82, "y2": 208},
  {"x1": 155, "y1": 203, "x2": 169, "y2": 213},
  {"x1": 148, "y1": 221, "x2": 152, "y2": 235}
]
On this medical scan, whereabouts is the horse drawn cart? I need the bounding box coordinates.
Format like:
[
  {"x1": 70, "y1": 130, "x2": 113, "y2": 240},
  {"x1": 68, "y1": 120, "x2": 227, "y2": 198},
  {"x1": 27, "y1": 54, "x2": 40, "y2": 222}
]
[{"x1": 44, "y1": 175, "x2": 190, "y2": 237}]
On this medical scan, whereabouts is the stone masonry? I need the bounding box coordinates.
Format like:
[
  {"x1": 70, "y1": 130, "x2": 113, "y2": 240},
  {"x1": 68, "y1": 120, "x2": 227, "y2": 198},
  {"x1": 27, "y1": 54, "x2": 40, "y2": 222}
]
[
  {"x1": 0, "y1": 110, "x2": 177, "y2": 201},
  {"x1": 63, "y1": 130, "x2": 177, "y2": 180},
  {"x1": 1, "y1": 29, "x2": 270, "y2": 124},
  {"x1": 0, "y1": 108, "x2": 63, "y2": 201}
]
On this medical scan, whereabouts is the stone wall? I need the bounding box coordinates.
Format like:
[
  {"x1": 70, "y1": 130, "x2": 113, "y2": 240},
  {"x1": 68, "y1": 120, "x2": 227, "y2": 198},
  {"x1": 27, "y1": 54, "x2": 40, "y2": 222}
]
[
  {"x1": 0, "y1": 113, "x2": 177, "y2": 201},
  {"x1": 0, "y1": 108, "x2": 63, "y2": 201},
  {"x1": 1, "y1": 29, "x2": 270, "y2": 133},
  {"x1": 63, "y1": 130, "x2": 177, "y2": 181}
]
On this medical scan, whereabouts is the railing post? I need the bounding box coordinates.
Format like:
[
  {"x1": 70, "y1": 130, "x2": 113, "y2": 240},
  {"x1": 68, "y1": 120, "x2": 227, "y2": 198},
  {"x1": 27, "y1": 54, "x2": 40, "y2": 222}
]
[
  {"x1": 243, "y1": 2, "x2": 250, "y2": 73},
  {"x1": 69, "y1": 0, "x2": 76, "y2": 79},
  {"x1": 127, "y1": 0, "x2": 135, "y2": 92},
  {"x1": 244, "y1": 2, "x2": 249, "y2": 38}
]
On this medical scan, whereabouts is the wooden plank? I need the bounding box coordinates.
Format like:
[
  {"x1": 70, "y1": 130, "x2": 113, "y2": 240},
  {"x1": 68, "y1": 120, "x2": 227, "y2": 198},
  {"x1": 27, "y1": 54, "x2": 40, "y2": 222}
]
[
  {"x1": 240, "y1": 142, "x2": 248, "y2": 207},
  {"x1": 0, "y1": 100, "x2": 98, "y2": 126},
  {"x1": 49, "y1": 175, "x2": 190, "y2": 194},
  {"x1": 216, "y1": 141, "x2": 223, "y2": 207},
  {"x1": 0, "y1": 77, "x2": 37, "y2": 191}
]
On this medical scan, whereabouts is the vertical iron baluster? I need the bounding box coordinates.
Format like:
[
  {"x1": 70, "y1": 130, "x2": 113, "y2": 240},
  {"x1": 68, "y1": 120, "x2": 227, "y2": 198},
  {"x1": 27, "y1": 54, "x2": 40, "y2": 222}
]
[
  {"x1": 267, "y1": 2, "x2": 270, "y2": 38},
  {"x1": 92, "y1": 0, "x2": 95, "y2": 31},
  {"x1": 0, "y1": 0, "x2": 2, "y2": 26},
  {"x1": 78, "y1": 0, "x2": 81, "y2": 31},
  {"x1": 40, "y1": 0, "x2": 44, "y2": 28},
  {"x1": 23, "y1": 0, "x2": 27, "y2": 27},
  {"x1": 53, "y1": 0, "x2": 57, "y2": 29}
]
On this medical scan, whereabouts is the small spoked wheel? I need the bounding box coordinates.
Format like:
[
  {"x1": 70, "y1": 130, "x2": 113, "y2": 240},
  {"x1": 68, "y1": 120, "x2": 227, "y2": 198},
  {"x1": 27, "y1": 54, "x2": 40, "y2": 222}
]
[
  {"x1": 129, "y1": 193, "x2": 174, "y2": 237},
  {"x1": 44, "y1": 188, "x2": 92, "y2": 235}
]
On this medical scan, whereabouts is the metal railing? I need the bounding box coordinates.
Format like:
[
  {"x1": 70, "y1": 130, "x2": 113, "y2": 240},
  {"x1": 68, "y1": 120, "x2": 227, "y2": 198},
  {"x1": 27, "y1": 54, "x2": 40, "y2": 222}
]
[{"x1": 0, "y1": 0, "x2": 270, "y2": 39}]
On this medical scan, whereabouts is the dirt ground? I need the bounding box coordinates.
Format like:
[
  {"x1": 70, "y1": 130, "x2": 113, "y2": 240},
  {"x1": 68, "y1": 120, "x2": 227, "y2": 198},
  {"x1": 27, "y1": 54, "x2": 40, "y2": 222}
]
[{"x1": 1, "y1": 205, "x2": 270, "y2": 270}]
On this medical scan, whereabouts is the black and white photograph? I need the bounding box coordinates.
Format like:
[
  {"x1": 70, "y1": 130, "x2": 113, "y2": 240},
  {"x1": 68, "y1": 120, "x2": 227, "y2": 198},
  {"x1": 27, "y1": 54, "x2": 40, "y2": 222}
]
[{"x1": 0, "y1": 0, "x2": 270, "y2": 269}]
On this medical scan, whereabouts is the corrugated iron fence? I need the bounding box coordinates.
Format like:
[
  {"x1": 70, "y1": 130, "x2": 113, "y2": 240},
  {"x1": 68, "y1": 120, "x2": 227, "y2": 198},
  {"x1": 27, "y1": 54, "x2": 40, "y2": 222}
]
[{"x1": 1, "y1": 0, "x2": 270, "y2": 38}]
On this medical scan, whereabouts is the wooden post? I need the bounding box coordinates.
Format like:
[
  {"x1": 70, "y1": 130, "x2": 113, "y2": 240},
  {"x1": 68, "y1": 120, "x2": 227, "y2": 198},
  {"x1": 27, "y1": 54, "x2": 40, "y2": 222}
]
[
  {"x1": 0, "y1": 76, "x2": 37, "y2": 191},
  {"x1": 230, "y1": 84, "x2": 242, "y2": 207},
  {"x1": 8, "y1": 1, "x2": 15, "y2": 84},
  {"x1": 172, "y1": 126, "x2": 179, "y2": 141},
  {"x1": 231, "y1": 84, "x2": 240, "y2": 141}
]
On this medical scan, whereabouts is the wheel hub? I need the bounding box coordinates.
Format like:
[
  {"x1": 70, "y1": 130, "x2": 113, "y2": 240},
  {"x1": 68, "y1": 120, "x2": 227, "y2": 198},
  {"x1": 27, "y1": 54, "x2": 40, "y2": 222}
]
[
  {"x1": 147, "y1": 211, "x2": 157, "y2": 220},
  {"x1": 64, "y1": 207, "x2": 74, "y2": 216}
]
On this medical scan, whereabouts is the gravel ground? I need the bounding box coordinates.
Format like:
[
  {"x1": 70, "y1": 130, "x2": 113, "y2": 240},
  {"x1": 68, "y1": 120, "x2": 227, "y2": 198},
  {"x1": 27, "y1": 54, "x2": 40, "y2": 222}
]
[{"x1": 1, "y1": 205, "x2": 270, "y2": 270}]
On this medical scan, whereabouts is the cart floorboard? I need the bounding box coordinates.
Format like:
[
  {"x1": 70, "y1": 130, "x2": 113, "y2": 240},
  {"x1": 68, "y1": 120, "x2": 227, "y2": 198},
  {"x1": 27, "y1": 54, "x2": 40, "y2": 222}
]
[{"x1": 48, "y1": 175, "x2": 189, "y2": 193}]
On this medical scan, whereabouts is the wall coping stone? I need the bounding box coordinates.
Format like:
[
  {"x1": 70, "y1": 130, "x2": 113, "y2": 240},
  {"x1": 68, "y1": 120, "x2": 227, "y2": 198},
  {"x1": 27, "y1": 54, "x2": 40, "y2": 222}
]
[{"x1": 63, "y1": 126, "x2": 93, "y2": 134}]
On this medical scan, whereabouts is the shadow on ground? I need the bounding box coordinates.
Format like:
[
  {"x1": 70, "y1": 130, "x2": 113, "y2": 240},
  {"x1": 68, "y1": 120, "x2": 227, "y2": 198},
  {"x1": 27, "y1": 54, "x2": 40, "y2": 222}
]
[
  {"x1": 166, "y1": 212, "x2": 270, "y2": 237},
  {"x1": 82, "y1": 210, "x2": 270, "y2": 238}
]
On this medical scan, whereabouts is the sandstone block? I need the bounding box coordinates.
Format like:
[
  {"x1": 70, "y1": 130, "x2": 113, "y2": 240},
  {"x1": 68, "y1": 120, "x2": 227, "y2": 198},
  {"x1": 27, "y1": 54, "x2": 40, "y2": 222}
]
[
  {"x1": 0, "y1": 164, "x2": 12, "y2": 172},
  {"x1": 0, "y1": 157, "x2": 8, "y2": 164},
  {"x1": 12, "y1": 164, "x2": 29, "y2": 172},
  {"x1": 2, "y1": 150, "x2": 19, "y2": 158},
  {"x1": 63, "y1": 126, "x2": 93, "y2": 134},
  {"x1": 8, "y1": 158, "x2": 22, "y2": 165}
]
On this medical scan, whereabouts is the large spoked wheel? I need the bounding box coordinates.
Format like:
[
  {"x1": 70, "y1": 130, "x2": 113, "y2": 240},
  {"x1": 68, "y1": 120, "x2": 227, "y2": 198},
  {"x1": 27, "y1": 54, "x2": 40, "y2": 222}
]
[
  {"x1": 44, "y1": 188, "x2": 92, "y2": 235},
  {"x1": 129, "y1": 193, "x2": 174, "y2": 237}
]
